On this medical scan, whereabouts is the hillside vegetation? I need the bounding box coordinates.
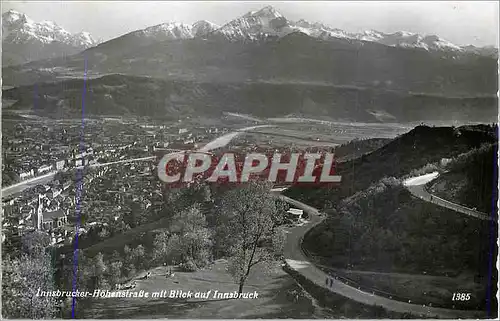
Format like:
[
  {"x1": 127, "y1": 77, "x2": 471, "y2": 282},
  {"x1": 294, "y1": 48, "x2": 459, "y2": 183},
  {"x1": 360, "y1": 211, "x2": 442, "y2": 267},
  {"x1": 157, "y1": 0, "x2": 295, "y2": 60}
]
[
  {"x1": 285, "y1": 124, "x2": 497, "y2": 208},
  {"x1": 303, "y1": 178, "x2": 496, "y2": 310},
  {"x1": 334, "y1": 138, "x2": 392, "y2": 162},
  {"x1": 2, "y1": 75, "x2": 497, "y2": 122},
  {"x1": 428, "y1": 143, "x2": 498, "y2": 213}
]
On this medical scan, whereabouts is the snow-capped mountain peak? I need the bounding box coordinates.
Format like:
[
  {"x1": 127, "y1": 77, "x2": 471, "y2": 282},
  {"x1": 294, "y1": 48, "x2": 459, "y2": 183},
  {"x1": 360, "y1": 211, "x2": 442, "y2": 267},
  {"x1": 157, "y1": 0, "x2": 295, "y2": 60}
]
[
  {"x1": 244, "y1": 5, "x2": 283, "y2": 19},
  {"x1": 136, "y1": 6, "x2": 491, "y2": 55},
  {"x1": 40, "y1": 20, "x2": 58, "y2": 27},
  {"x1": 359, "y1": 30, "x2": 385, "y2": 41},
  {"x1": 209, "y1": 5, "x2": 473, "y2": 50},
  {"x1": 2, "y1": 9, "x2": 98, "y2": 48},
  {"x1": 140, "y1": 22, "x2": 193, "y2": 39},
  {"x1": 2, "y1": 9, "x2": 33, "y2": 25},
  {"x1": 366, "y1": 31, "x2": 464, "y2": 51},
  {"x1": 294, "y1": 19, "x2": 331, "y2": 31},
  {"x1": 4, "y1": 6, "x2": 495, "y2": 64},
  {"x1": 132, "y1": 20, "x2": 219, "y2": 40},
  {"x1": 215, "y1": 6, "x2": 291, "y2": 40},
  {"x1": 192, "y1": 20, "x2": 219, "y2": 37},
  {"x1": 72, "y1": 31, "x2": 96, "y2": 47},
  {"x1": 2, "y1": 9, "x2": 100, "y2": 65},
  {"x1": 394, "y1": 31, "x2": 416, "y2": 37},
  {"x1": 291, "y1": 19, "x2": 351, "y2": 39}
]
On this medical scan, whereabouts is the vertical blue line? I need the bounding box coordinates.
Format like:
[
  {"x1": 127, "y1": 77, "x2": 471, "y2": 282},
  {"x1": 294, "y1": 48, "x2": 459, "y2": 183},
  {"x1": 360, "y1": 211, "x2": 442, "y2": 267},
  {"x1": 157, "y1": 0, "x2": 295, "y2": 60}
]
[
  {"x1": 33, "y1": 83, "x2": 38, "y2": 112},
  {"x1": 486, "y1": 125, "x2": 498, "y2": 317},
  {"x1": 71, "y1": 55, "x2": 87, "y2": 318}
]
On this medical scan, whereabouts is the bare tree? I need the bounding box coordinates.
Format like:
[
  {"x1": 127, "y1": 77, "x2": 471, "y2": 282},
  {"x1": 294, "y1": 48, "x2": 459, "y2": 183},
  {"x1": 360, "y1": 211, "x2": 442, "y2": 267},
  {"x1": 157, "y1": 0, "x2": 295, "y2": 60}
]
[{"x1": 219, "y1": 181, "x2": 285, "y2": 293}]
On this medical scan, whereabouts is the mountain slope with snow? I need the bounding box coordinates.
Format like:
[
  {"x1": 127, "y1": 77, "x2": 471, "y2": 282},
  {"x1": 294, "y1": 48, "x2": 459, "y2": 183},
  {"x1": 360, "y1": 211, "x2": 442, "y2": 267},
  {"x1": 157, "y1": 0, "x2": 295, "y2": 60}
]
[
  {"x1": 2, "y1": 5, "x2": 496, "y2": 67},
  {"x1": 2, "y1": 5, "x2": 497, "y2": 96},
  {"x1": 212, "y1": 7, "x2": 357, "y2": 42},
  {"x1": 2, "y1": 9, "x2": 99, "y2": 65},
  {"x1": 213, "y1": 5, "x2": 289, "y2": 40},
  {"x1": 356, "y1": 31, "x2": 463, "y2": 52},
  {"x1": 192, "y1": 20, "x2": 219, "y2": 37},
  {"x1": 209, "y1": 6, "x2": 495, "y2": 55},
  {"x1": 87, "y1": 19, "x2": 220, "y2": 54}
]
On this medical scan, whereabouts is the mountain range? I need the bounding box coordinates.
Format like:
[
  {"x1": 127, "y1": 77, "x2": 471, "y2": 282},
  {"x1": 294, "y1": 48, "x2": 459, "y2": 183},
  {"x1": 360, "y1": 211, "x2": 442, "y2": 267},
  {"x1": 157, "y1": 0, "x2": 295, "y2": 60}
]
[
  {"x1": 2, "y1": 5, "x2": 497, "y2": 67},
  {"x1": 1, "y1": 6, "x2": 497, "y2": 122},
  {"x1": 93, "y1": 5, "x2": 496, "y2": 55},
  {"x1": 4, "y1": 28, "x2": 497, "y2": 96},
  {"x1": 2, "y1": 9, "x2": 99, "y2": 66}
]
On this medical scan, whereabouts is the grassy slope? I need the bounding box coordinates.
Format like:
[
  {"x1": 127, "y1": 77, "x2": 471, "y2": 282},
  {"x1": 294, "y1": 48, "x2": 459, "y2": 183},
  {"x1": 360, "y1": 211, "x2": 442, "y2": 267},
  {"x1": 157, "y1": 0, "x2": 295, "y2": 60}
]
[{"x1": 77, "y1": 260, "x2": 325, "y2": 319}]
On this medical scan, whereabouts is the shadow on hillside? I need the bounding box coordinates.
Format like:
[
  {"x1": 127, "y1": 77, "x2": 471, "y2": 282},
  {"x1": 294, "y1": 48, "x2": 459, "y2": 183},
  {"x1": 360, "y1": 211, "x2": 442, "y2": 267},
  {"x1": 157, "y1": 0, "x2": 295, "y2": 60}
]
[{"x1": 240, "y1": 274, "x2": 325, "y2": 319}]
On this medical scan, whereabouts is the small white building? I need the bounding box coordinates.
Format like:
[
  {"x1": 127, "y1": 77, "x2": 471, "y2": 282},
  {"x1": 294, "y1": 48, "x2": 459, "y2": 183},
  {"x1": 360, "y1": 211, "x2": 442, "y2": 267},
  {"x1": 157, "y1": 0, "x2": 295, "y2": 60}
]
[
  {"x1": 19, "y1": 169, "x2": 35, "y2": 180},
  {"x1": 37, "y1": 165, "x2": 53, "y2": 175},
  {"x1": 287, "y1": 208, "x2": 304, "y2": 216}
]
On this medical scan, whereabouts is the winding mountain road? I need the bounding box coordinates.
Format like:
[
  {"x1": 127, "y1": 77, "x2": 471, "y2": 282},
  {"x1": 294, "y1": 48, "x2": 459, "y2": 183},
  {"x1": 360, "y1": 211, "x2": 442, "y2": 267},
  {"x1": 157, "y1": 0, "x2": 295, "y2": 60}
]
[
  {"x1": 278, "y1": 194, "x2": 485, "y2": 318},
  {"x1": 404, "y1": 172, "x2": 491, "y2": 221}
]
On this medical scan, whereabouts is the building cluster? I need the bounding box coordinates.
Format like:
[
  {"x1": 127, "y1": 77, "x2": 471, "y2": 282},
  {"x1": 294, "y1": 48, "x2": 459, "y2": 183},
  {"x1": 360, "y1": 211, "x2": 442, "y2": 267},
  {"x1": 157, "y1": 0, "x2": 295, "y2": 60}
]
[
  {"x1": 2, "y1": 166, "x2": 114, "y2": 245},
  {"x1": 1, "y1": 118, "x2": 251, "y2": 249},
  {"x1": 2, "y1": 120, "x2": 152, "y2": 184},
  {"x1": 76, "y1": 162, "x2": 163, "y2": 229}
]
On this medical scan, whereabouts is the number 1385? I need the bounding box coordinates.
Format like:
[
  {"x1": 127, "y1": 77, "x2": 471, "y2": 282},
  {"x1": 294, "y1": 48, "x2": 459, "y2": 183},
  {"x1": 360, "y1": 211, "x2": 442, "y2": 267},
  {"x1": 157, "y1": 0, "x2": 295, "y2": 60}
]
[{"x1": 452, "y1": 293, "x2": 471, "y2": 301}]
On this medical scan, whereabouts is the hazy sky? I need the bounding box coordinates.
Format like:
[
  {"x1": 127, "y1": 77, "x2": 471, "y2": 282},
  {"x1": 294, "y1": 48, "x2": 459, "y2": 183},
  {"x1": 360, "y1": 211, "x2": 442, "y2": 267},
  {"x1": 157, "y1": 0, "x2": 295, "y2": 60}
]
[{"x1": 3, "y1": 1, "x2": 499, "y2": 47}]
